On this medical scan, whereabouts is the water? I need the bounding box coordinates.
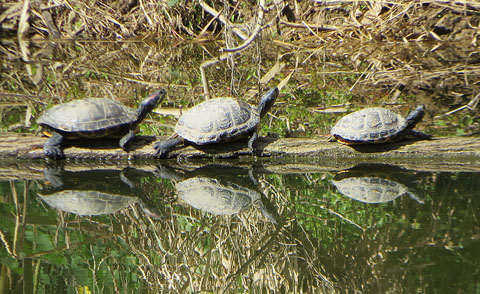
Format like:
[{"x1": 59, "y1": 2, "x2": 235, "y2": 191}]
[{"x1": 0, "y1": 159, "x2": 478, "y2": 293}]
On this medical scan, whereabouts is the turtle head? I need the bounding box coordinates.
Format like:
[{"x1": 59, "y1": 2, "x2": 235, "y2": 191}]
[
  {"x1": 405, "y1": 105, "x2": 426, "y2": 129},
  {"x1": 136, "y1": 89, "x2": 166, "y2": 123},
  {"x1": 257, "y1": 87, "x2": 279, "y2": 118}
]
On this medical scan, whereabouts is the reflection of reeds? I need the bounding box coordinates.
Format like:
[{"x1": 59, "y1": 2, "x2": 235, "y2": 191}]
[
  {"x1": 94, "y1": 171, "x2": 334, "y2": 293},
  {"x1": 3, "y1": 167, "x2": 479, "y2": 292},
  {"x1": 119, "y1": 192, "x2": 312, "y2": 292}
]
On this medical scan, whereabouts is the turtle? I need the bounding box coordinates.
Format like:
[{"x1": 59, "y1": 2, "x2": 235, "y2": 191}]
[
  {"x1": 331, "y1": 177, "x2": 423, "y2": 204},
  {"x1": 155, "y1": 164, "x2": 278, "y2": 223},
  {"x1": 177, "y1": 176, "x2": 277, "y2": 223},
  {"x1": 154, "y1": 87, "x2": 278, "y2": 158},
  {"x1": 329, "y1": 105, "x2": 431, "y2": 145},
  {"x1": 38, "y1": 167, "x2": 162, "y2": 217},
  {"x1": 38, "y1": 190, "x2": 141, "y2": 216},
  {"x1": 177, "y1": 177, "x2": 260, "y2": 216},
  {"x1": 37, "y1": 89, "x2": 166, "y2": 159}
]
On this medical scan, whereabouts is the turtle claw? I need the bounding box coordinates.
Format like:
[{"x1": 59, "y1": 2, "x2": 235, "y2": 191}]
[
  {"x1": 154, "y1": 138, "x2": 183, "y2": 159},
  {"x1": 154, "y1": 149, "x2": 168, "y2": 159},
  {"x1": 153, "y1": 142, "x2": 168, "y2": 158},
  {"x1": 45, "y1": 146, "x2": 65, "y2": 160},
  {"x1": 43, "y1": 132, "x2": 66, "y2": 160}
]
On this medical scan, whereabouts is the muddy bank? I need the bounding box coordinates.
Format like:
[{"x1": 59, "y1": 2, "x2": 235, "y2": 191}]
[{"x1": 1, "y1": 132, "x2": 479, "y2": 162}]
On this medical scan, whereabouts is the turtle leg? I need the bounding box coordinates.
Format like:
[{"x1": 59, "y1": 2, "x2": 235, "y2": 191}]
[
  {"x1": 154, "y1": 137, "x2": 184, "y2": 158},
  {"x1": 119, "y1": 130, "x2": 136, "y2": 151},
  {"x1": 138, "y1": 200, "x2": 163, "y2": 219},
  {"x1": 43, "y1": 132, "x2": 66, "y2": 159},
  {"x1": 407, "y1": 191, "x2": 425, "y2": 204},
  {"x1": 253, "y1": 196, "x2": 279, "y2": 225},
  {"x1": 119, "y1": 170, "x2": 135, "y2": 188},
  {"x1": 247, "y1": 131, "x2": 259, "y2": 154},
  {"x1": 43, "y1": 165, "x2": 64, "y2": 187},
  {"x1": 327, "y1": 135, "x2": 337, "y2": 142},
  {"x1": 410, "y1": 130, "x2": 433, "y2": 140}
]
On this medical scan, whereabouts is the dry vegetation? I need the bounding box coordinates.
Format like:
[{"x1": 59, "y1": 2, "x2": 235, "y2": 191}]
[{"x1": 0, "y1": 0, "x2": 479, "y2": 135}]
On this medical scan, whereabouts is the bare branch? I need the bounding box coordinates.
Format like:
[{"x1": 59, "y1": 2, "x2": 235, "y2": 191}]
[
  {"x1": 220, "y1": 0, "x2": 266, "y2": 53},
  {"x1": 279, "y1": 20, "x2": 337, "y2": 31},
  {"x1": 198, "y1": 0, "x2": 248, "y2": 40}
]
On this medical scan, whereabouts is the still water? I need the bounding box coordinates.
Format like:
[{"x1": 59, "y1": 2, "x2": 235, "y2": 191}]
[{"x1": 0, "y1": 159, "x2": 478, "y2": 293}]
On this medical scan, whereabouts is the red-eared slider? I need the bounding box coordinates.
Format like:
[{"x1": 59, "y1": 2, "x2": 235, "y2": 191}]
[
  {"x1": 154, "y1": 87, "x2": 278, "y2": 158},
  {"x1": 37, "y1": 89, "x2": 166, "y2": 159},
  {"x1": 38, "y1": 167, "x2": 161, "y2": 217},
  {"x1": 38, "y1": 191, "x2": 140, "y2": 216},
  {"x1": 330, "y1": 105, "x2": 431, "y2": 145},
  {"x1": 331, "y1": 177, "x2": 423, "y2": 204},
  {"x1": 155, "y1": 164, "x2": 278, "y2": 223},
  {"x1": 177, "y1": 177, "x2": 261, "y2": 215}
]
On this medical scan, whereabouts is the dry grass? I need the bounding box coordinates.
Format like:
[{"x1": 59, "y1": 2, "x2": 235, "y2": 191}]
[
  {"x1": 1, "y1": 1, "x2": 478, "y2": 112},
  {"x1": 276, "y1": 1, "x2": 479, "y2": 111},
  {"x1": 1, "y1": 0, "x2": 479, "y2": 141}
]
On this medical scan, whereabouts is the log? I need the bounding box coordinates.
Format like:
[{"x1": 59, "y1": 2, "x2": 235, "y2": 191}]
[
  {"x1": 1, "y1": 132, "x2": 479, "y2": 162},
  {"x1": 1, "y1": 131, "x2": 480, "y2": 181}
]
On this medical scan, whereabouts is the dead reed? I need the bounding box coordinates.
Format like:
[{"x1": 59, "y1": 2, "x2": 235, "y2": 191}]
[{"x1": 1, "y1": 0, "x2": 478, "y2": 118}]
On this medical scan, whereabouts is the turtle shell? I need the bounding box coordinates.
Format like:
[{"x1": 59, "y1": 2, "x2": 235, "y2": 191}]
[
  {"x1": 331, "y1": 108, "x2": 408, "y2": 144},
  {"x1": 38, "y1": 191, "x2": 139, "y2": 215},
  {"x1": 175, "y1": 98, "x2": 259, "y2": 144},
  {"x1": 176, "y1": 177, "x2": 260, "y2": 215},
  {"x1": 37, "y1": 98, "x2": 137, "y2": 138},
  {"x1": 331, "y1": 177, "x2": 412, "y2": 203}
]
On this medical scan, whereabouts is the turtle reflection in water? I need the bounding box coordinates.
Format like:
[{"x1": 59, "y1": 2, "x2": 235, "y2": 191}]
[
  {"x1": 38, "y1": 167, "x2": 161, "y2": 217},
  {"x1": 157, "y1": 165, "x2": 278, "y2": 223},
  {"x1": 177, "y1": 177, "x2": 263, "y2": 216},
  {"x1": 39, "y1": 190, "x2": 139, "y2": 216},
  {"x1": 331, "y1": 164, "x2": 423, "y2": 204}
]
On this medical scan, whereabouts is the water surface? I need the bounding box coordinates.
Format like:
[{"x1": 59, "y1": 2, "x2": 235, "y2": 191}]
[{"x1": 0, "y1": 159, "x2": 478, "y2": 293}]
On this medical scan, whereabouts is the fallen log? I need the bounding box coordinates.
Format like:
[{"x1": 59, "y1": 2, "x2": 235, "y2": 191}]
[
  {"x1": 1, "y1": 132, "x2": 479, "y2": 161},
  {"x1": 1, "y1": 131, "x2": 480, "y2": 181}
]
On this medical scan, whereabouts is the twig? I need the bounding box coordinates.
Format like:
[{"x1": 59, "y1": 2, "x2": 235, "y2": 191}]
[
  {"x1": 139, "y1": 0, "x2": 153, "y2": 26},
  {"x1": 435, "y1": 92, "x2": 480, "y2": 118},
  {"x1": 200, "y1": 53, "x2": 233, "y2": 99},
  {"x1": 220, "y1": 0, "x2": 266, "y2": 53},
  {"x1": 279, "y1": 20, "x2": 337, "y2": 31},
  {"x1": 0, "y1": 229, "x2": 16, "y2": 257},
  {"x1": 198, "y1": 0, "x2": 248, "y2": 40}
]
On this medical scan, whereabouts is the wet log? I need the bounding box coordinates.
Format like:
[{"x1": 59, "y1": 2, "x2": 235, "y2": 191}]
[
  {"x1": 1, "y1": 132, "x2": 479, "y2": 161},
  {"x1": 1, "y1": 131, "x2": 480, "y2": 181}
]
